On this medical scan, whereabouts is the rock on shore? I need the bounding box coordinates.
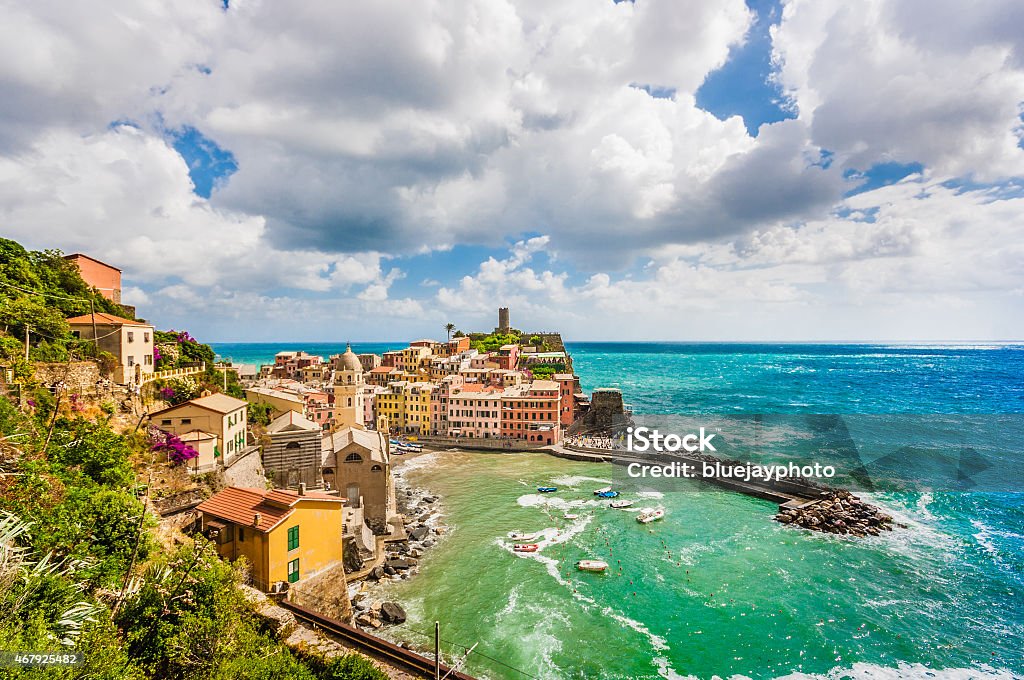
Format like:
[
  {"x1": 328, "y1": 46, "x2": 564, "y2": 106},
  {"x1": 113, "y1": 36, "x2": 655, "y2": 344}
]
[{"x1": 775, "y1": 490, "x2": 894, "y2": 536}]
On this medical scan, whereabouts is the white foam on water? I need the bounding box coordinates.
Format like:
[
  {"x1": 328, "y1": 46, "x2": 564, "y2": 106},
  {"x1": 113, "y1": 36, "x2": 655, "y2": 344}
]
[
  {"x1": 637, "y1": 491, "x2": 666, "y2": 499},
  {"x1": 393, "y1": 450, "x2": 443, "y2": 473},
  {"x1": 516, "y1": 493, "x2": 603, "y2": 510},
  {"x1": 548, "y1": 474, "x2": 614, "y2": 488},
  {"x1": 771, "y1": 661, "x2": 1018, "y2": 679}
]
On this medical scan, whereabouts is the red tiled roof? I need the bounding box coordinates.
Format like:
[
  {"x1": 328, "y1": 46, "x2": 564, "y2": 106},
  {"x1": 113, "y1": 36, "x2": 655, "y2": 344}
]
[
  {"x1": 370, "y1": 366, "x2": 397, "y2": 373},
  {"x1": 66, "y1": 312, "x2": 147, "y2": 326},
  {"x1": 197, "y1": 486, "x2": 343, "y2": 533}
]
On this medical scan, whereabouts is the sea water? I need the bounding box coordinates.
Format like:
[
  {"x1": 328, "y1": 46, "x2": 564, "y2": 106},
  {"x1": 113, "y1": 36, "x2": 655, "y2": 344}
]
[{"x1": 212, "y1": 342, "x2": 1024, "y2": 679}]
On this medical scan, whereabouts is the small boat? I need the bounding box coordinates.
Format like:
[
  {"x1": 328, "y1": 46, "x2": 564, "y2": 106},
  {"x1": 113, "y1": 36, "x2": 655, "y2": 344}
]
[
  {"x1": 389, "y1": 439, "x2": 401, "y2": 445},
  {"x1": 563, "y1": 513, "x2": 580, "y2": 520},
  {"x1": 537, "y1": 487, "x2": 558, "y2": 493},
  {"x1": 403, "y1": 442, "x2": 423, "y2": 451},
  {"x1": 593, "y1": 486, "x2": 612, "y2": 495},
  {"x1": 576, "y1": 560, "x2": 609, "y2": 573},
  {"x1": 508, "y1": 531, "x2": 539, "y2": 540},
  {"x1": 637, "y1": 509, "x2": 665, "y2": 524},
  {"x1": 596, "y1": 490, "x2": 619, "y2": 498},
  {"x1": 396, "y1": 445, "x2": 419, "y2": 454},
  {"x1": 513, "y1": 543, "x2": 539, "y2": 553},
  {"x1": 609, "y1": 500, "x2": 634, "y2": 509}
]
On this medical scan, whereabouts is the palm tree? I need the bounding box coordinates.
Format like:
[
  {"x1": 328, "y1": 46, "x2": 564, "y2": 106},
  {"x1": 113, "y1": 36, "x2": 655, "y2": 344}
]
[{"x1": 445, "y1": 322, "x2": 456, "y2": 341}]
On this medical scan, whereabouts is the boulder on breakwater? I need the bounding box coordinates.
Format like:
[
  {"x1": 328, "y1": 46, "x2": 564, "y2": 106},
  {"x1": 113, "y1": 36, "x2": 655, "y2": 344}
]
[{"x1": 775, "y1": 490, "x2": 894, "y2": 536}]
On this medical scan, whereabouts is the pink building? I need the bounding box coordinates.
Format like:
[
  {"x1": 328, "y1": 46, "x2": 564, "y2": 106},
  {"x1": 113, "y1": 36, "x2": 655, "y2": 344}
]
[
  {"x1": 447, "y1": 384, "x2": 502, "y2": 439},
  {"x1": 553, "y1": 373, "x2": 581, "y2": 427}
]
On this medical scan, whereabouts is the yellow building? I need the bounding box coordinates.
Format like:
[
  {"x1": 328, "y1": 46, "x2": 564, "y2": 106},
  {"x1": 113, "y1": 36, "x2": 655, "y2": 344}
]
[
  {"x1": 376, "y1": 381, "x2": 408, "y2": 432},
  {"x1": 197, "y1": 486, "x2": 345, "y2": 591},
  {"x1": 405, "y1": 382, "x2": 434, "y2": 435},
  {"x1": 245, "y1": 386, "x2": 305, "y2": 419}
]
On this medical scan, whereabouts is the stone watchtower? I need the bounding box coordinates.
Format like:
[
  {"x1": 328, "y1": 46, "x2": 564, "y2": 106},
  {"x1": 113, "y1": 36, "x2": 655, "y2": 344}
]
[{"x1": 498, "y1": 307, "x2": 510, "y2": 333}]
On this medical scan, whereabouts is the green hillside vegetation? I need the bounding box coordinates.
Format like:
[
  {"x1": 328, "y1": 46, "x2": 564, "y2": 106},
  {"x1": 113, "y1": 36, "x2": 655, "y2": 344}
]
[{"x1": 0, "y1": 237, "x2": 385, "y2": 679}]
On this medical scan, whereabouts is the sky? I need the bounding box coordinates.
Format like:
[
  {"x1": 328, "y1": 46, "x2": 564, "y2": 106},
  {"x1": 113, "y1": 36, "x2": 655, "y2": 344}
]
[{"x1": 1, "y1": 0, "x2": 1023, "y2": 342}]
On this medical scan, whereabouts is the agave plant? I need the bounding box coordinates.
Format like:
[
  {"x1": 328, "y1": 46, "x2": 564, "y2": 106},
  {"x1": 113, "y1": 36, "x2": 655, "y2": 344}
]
[{"x1": 0, "y1": 511, "x2": 102, "y2": 646}]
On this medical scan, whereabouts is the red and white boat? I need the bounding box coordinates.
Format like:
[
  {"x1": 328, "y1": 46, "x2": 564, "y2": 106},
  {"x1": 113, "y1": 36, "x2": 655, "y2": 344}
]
[
  {"x1": 513, "y1": 543, "x2": 540, "y2": 553},
  {"x1": 636, "y1": 509, "x2": 665, "y2": 524}
]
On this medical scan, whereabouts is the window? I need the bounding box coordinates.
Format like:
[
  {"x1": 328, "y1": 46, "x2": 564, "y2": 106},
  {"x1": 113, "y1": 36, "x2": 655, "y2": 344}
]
[
  {"x1": 72, "y1": 330, "x2": 81, "y2": 339},
  {"x1": 239, "y1": 528, "x2": 245, "y2": 542},
  {"x1": 144, "y1": 332, "x2": 150, "y2": 342},
  {"x1": 287, "y1": 525, "x2": 299, "y2": 551},
  {"x1": 161, "y1": 419, "x2": 171, "y2": 425},
  {"x1": 127, "y1": 332, "x2": 134, "y2": 343},
  {"x1": 181, "y1": 418, "x2": 191, "y2": 425},
  {"x1": 371, "y1": 464, "x2": 382, "y2": 472},
  {"x1": 145, "y1": 355, "x2": 153, "y2": 365},
  {"x1": 127, "y1": 356, "x2": 135, "y2": 367},
  {"x1": 288, "y1": 558, "x2": 300, "y2": 583},
  {"x1": 344, "y1": 452, "x2": 362, "y2": 463}
]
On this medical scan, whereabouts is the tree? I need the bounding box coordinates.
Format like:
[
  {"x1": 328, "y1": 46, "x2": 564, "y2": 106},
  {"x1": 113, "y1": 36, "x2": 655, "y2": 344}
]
[{"x1": 444, "y1": 322, "x2": 455, "y2": 341}]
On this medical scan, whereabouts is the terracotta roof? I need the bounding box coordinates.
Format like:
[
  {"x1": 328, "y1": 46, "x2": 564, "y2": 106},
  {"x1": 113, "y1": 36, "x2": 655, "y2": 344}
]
[
  {"x1": 197, "y1": 486, "x2": 343, "y2": 533},
  {"x1": 66, "y1": 312, "x2": 147, "y2": 326},
  {"x1": 63, "y1": 253, "x2": 121, "y2": 271},
  {"x1": 370, "y1": 366, "x2": 397, "y2": 374}
]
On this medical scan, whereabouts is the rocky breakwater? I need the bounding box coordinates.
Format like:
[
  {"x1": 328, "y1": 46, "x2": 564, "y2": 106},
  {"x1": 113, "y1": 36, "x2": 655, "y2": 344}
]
[
  {"x1": 352, "y1": 472, "x2": 447, "y2": 631},
  {"x1": 775, "y1": 490, "x2": 895, "y2": 536}
]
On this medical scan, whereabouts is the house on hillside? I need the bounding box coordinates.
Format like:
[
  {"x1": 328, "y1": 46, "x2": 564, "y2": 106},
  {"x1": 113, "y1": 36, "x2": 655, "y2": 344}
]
[
  {"x1": 63, "y1": 253, "x2": 121, "y2": 304},
  {"x1": 151, "y1": 393, "x2": 250, "y2": 464},
  {"x1": 66, "y1": 312, "x2": 154, "y2": 385},
  {"x1": 197, "y1": 486, "x2": 345, "y2": 591}
]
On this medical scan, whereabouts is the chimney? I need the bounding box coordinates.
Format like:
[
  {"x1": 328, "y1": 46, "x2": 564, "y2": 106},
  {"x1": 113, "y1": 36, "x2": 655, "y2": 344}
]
[
  {"x1": 252, "y1": 513, "x2": 262, "y2": 528},
  {"x1": 298, "y1": 483, "x2": 306, "y2": 496}
]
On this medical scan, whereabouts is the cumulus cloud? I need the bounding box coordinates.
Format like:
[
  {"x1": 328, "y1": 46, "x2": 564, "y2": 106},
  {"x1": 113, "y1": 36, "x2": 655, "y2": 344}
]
[{"x1": 0, "y1": 0, "x2": 1022, "y2": 340}]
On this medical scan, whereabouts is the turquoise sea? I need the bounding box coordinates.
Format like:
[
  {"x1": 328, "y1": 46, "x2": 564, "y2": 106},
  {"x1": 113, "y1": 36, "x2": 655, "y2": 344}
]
[{"x1": 212, "y1": 342, "x2": 1024, "y2": 679}]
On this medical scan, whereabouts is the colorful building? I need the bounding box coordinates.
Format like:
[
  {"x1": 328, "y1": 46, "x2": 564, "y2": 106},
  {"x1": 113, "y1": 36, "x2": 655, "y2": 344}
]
[
  {"x1": 197, "y1": 486, "x2": 345, "y2": 591},
  {"x1": 500, "y1": 380, "x2": 562, "y2": 445},
  {"x1": 66, "y1": 312, "x2": 154, "y2": 385},
  {"x1": 152, "y1": 393, "x2": 251, "y2": 461},
  {"x1": 64, "y1": 253, "x2": 122, "y2": 304}
]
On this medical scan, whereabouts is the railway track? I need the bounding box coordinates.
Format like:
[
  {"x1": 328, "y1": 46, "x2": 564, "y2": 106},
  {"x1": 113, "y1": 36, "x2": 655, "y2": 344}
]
[{"x1": 280, "y1": 601, "x2": 476, "y2": 680}]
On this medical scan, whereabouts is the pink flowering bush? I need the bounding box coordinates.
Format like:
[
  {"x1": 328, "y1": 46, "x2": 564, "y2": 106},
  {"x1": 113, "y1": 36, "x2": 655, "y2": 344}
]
[{"x1": 150, "y1": 428, "x2": 199, "y2": 464}]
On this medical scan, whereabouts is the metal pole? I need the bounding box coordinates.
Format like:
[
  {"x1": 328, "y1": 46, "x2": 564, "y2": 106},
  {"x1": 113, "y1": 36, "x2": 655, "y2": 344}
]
[
  {"x1": 89, "y1": 299, "x2": 99, "y2": 355},
  {"x1": 24, "y1": 325, "x2": 30, "y2": 360},
  {"x1": 434, "y1": 620, "x2": 440, "y2": 680}
]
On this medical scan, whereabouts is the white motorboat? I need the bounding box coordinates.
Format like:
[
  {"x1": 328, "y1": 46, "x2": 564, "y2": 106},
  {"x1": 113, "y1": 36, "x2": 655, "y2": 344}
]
[
  {"x1": 593, "y1": 486, "x2": 612, "y2": 495},
  {"x1": 563, "y1": 513, "x2": 580, "y2": 520},
  {"x1": 576, "y1": 560, "x2": 609, "y2": 573},
  {"x1": 636, "y1": 508, "x2": 665, "y2": 524},
  {"x1": 609, "y1": 500, "x2": 634, "y2": 509}
]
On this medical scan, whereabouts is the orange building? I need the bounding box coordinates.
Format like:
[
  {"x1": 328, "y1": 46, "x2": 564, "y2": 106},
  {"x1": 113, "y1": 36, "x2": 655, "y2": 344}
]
[
  {"x1": 64, "y1": 253, "x2": 122, "y2": 304},
  {"x1": 500, "y1": 380, "x2": 562, "y2": 445}
]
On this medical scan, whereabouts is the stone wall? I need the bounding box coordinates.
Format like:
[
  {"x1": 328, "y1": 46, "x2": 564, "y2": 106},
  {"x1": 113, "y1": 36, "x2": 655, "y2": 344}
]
[
  {"x1": 289, "y1": 562, "x2": 353, "y2": 624},
  {"x1": 569, "y1": 388, "x2": 632, "y2": 435},
  {"x1": 32, "y1": 361, "x2": 101, "y2": 393},
  {"x1": 222, "y1": 447, "x2": 267, "y2": 488}
]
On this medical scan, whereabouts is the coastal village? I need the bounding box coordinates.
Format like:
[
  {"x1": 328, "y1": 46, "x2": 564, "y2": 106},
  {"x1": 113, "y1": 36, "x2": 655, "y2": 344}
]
[
  {"x1": 1, "y1": 245, "x2": 638, "y2": 671},
  {"x1": 0, "y1": 244, "x2": 895, "y2": 678}
]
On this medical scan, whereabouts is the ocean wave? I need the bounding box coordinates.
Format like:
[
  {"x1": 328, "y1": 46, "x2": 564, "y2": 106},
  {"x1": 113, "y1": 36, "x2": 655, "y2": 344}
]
[{"x1": 772, "y1": 661, "x2": 1018, "y2": 679}]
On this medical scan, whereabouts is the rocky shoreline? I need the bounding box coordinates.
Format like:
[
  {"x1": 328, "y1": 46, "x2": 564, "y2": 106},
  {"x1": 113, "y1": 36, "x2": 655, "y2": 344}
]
[
  {"x1": 775, "y1": 490, "x2": 896, "y2": 536},
  {"x1": 351, "y1": 455, "x2": 448, "y2": 632}
]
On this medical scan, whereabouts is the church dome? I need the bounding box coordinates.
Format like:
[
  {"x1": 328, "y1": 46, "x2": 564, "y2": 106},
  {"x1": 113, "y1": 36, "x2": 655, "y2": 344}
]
[{"x1": 340, "y1": 343, "x2": 362, "y2": 372}]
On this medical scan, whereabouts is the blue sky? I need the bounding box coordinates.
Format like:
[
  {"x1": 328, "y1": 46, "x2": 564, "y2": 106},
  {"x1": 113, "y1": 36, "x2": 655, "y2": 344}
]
[{"x1": 2, "y1": 0, "x2": 1023, "y2": 342}]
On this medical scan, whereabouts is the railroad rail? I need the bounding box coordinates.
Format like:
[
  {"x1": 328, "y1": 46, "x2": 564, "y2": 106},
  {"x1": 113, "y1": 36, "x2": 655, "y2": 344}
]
[{"x1": 279, "y1": 600, "x2": 476, "y2": 680}]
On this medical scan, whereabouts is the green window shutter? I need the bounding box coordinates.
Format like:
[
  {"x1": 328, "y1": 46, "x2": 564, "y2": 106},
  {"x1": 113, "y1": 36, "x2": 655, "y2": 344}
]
[
  {"x1": 288, "y1": 558, "x2": 300, "y2": 583},
  {"x1": 287, "y1": 525, "x2": 299, "y2": 551}
]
